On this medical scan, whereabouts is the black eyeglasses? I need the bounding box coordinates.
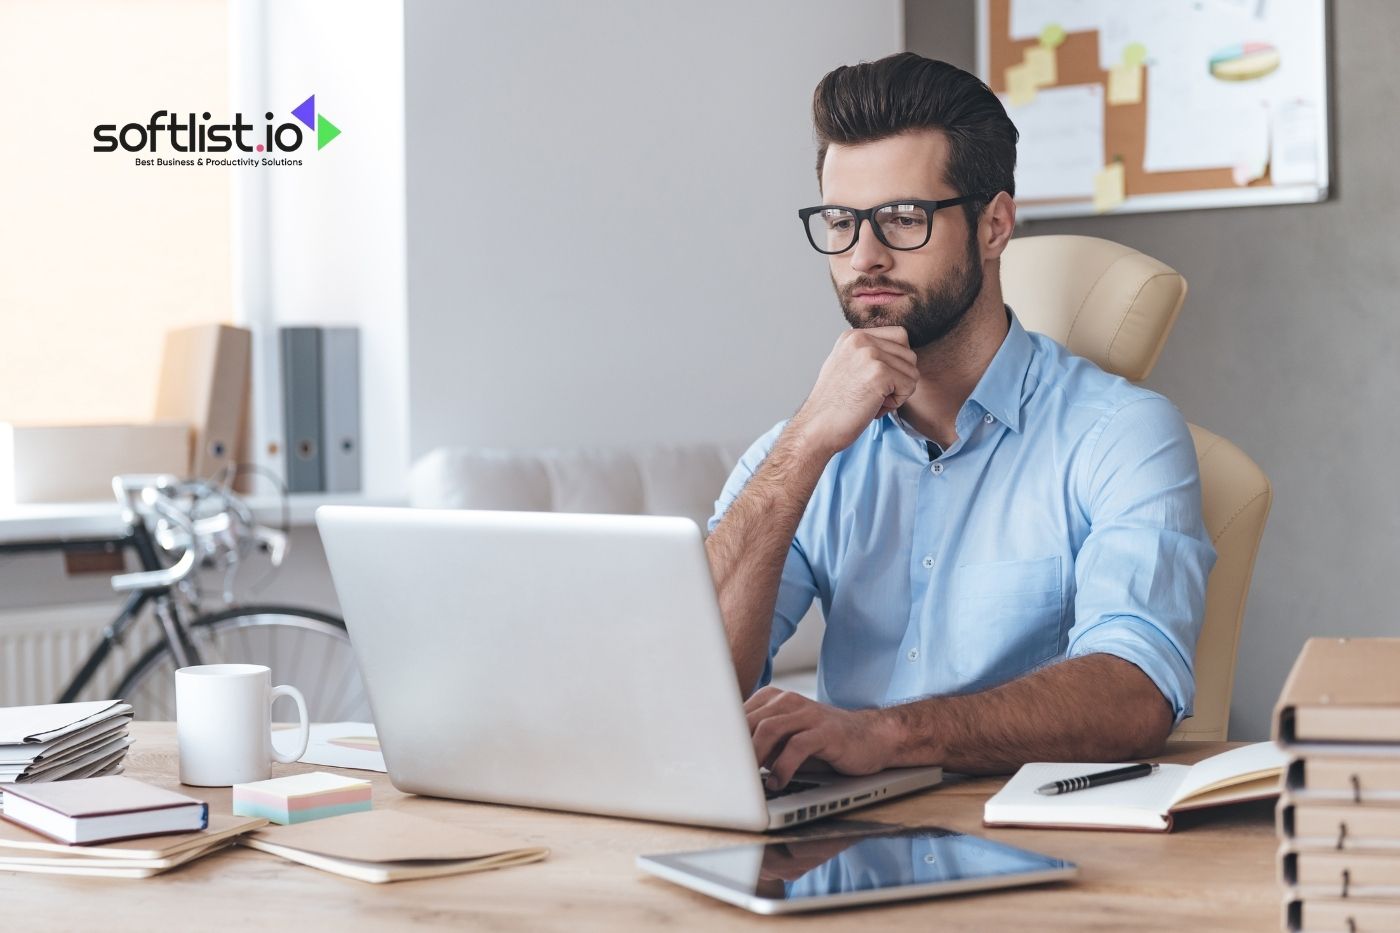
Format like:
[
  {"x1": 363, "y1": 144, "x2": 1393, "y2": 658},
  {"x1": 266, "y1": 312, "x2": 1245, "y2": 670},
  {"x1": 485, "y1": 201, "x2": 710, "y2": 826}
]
[{"x1": 797, "y1": 194, "x2": 992, "y2": 255}]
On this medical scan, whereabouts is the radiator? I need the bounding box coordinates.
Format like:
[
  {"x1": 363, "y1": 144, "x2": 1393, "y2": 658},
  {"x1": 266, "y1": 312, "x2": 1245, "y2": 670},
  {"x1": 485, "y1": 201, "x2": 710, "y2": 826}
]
[{"x1": 0, "y1": 602, "x2": 163, "y2": 707}]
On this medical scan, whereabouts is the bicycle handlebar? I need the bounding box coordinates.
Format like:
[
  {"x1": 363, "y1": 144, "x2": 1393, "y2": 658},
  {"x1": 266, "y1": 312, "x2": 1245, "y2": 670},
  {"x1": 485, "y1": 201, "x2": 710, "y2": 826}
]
[{"x1": 108, "y1": 474, "x2": 287, "y2": 594}]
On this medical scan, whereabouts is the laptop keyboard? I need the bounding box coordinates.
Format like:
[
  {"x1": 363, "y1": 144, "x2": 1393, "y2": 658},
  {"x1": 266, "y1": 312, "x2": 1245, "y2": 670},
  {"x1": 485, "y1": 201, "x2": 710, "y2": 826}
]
[{"x1": 763, "y1": 778, "x2": 821, "y2": 800}]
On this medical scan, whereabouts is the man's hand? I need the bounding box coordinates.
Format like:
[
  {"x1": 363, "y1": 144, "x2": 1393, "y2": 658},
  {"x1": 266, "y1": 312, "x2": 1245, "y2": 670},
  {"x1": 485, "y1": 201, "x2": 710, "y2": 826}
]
[
  {"x1": 790, "y1": 327, "x2": 919, "y2": 457},
  {"x1": 745, "y1": 687, "x2": 894, "y2": 790}
]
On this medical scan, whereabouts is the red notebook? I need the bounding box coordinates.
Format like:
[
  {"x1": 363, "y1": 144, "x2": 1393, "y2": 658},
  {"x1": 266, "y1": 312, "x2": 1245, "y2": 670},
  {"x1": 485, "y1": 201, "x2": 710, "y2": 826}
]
[{"x1": 0, "y1": 776, "x2": 207, "y2": 845}]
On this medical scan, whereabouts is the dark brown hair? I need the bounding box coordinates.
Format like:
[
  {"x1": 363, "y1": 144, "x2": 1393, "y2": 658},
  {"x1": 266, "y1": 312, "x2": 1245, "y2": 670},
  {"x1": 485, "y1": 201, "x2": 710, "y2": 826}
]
[{"x1": 813, "y1": 52, "x2": 1018, "y2": 222}]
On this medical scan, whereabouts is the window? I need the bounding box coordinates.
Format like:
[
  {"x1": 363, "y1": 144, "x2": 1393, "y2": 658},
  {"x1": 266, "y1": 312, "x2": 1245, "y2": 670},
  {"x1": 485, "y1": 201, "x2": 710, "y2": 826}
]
[{"x1": 0, "y1": 0, "x2": 230, "y2": 426}]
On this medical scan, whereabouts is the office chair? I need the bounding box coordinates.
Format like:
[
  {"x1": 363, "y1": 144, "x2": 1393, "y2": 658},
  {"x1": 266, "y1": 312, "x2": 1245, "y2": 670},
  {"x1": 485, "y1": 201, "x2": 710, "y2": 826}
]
[{"x1": 1002, "y1": 234, "x2": 1271, "y2": 742}]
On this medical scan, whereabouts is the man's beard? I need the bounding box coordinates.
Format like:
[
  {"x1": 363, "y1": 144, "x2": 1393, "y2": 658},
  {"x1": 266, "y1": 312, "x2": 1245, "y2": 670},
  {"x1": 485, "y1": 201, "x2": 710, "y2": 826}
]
[{"x1": 835, "y1": 226, "x2": 983, "y2": 350}]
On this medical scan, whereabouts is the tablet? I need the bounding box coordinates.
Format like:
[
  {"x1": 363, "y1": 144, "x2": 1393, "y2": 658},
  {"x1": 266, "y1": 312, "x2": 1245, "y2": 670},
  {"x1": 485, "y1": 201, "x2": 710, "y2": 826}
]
[{"x1": 637, "y1": 825, "x2": 1076, "y2": 915}]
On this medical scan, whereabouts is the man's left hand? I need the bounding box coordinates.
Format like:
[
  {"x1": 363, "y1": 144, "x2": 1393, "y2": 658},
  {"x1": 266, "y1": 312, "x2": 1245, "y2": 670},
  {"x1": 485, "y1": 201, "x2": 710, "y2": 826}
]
[{"x1": 744, "y1": 687, "x2": 896, "y2": 790}]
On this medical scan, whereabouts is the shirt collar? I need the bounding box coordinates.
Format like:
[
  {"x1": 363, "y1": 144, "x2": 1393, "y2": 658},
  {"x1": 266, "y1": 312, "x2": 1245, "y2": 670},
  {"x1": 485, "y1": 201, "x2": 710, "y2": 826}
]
[{"x1": 966, "y1": 307, "x2": 1034, "y2": 434}]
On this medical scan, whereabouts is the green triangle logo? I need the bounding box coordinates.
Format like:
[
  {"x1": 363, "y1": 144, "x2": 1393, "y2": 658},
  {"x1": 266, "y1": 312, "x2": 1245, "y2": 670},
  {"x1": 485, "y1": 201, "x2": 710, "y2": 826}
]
[{"x1": 317, "y1": 114, "x2": 341, "y2": 150}]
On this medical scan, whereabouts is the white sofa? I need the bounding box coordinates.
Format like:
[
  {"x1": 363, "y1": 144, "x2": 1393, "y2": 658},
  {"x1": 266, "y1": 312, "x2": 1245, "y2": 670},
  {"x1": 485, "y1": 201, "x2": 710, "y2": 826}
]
[{"x1": 408, "y1": 443, "x2": 824, "y2": 696}]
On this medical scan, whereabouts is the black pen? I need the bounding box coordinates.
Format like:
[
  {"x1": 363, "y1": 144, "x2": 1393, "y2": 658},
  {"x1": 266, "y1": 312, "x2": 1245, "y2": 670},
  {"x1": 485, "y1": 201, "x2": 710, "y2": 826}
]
[{"x1": 1035, "y1": 762, "x2": 1159, "y2": 796}]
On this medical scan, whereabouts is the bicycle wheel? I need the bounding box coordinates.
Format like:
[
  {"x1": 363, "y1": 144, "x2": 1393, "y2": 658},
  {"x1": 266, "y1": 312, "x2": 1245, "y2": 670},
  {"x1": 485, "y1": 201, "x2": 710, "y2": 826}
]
[{"x1": 115, "y1": 604, "x2": 370, "y2": 723}]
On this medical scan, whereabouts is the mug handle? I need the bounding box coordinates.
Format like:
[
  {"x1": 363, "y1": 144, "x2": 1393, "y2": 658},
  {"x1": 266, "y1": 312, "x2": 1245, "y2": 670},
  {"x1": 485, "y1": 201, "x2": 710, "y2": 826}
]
[{"x1": 269, "y1": 684, "x2": 311, "y2": 764}]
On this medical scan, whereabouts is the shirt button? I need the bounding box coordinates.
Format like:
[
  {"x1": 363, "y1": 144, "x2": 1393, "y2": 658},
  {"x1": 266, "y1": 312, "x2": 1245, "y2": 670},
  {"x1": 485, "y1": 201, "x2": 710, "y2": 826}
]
[
  {"x1": 921, "y1": 555, "x2": 934, "y2": 569},
  {"x1": 930, "y1": 462, "x2": 944, "y2": 475},
  {"x1": 984, "y1": 413, "x2": 996, "y2": 424},
  {"x1": 907, "y1": 647, "x2": 920, "y2": 661}
]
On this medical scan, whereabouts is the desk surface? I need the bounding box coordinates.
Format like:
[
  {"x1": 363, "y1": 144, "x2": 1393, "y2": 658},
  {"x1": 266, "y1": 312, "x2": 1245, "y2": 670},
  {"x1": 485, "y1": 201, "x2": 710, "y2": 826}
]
[{"x1": 14, "y1": 725, "x2": 1281, "y2": 932}]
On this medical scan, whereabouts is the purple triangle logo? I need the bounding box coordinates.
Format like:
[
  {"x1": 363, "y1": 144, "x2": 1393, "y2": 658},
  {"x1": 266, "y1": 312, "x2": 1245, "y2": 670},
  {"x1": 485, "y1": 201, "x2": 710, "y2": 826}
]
[{"x1": 292, "y1": 95, "x2": 315, "y2": 131}]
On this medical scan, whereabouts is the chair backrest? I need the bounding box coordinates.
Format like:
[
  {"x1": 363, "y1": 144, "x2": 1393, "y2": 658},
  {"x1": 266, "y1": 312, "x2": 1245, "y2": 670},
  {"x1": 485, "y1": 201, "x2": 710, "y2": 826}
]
[{"x1": 1002, "y1": 235, "x2": 1271, "y2": 741}]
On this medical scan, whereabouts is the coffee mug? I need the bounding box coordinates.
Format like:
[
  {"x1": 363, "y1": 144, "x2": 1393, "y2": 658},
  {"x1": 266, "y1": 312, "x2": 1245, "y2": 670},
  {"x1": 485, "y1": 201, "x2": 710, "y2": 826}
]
[{"x1": 175, "y1": 663, "x2": 310, "y2": 786}]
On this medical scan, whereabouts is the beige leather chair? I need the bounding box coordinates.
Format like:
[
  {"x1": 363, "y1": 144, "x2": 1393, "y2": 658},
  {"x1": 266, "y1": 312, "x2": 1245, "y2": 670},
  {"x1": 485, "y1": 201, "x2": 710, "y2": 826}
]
[{"x1": 1002, "y1": 234, "x2": 1271, "y2": 741}]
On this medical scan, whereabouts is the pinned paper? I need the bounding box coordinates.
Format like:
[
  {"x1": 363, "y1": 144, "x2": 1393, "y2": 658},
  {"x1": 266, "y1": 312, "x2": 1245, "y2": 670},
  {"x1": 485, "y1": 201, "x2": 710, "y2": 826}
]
[
  {"x1": 1107, "y1": 63, "x2": 1143, "y2": 105},
  {"x1": 1024, "y1": 46, "x2": 1057, "y2": 87},
  {"x1": 1093, "y1": 161, "x2": 1126, "y2": 213},
  {"x1": 1005, "y1": 62, "x2": 1036, "y2": 107}
]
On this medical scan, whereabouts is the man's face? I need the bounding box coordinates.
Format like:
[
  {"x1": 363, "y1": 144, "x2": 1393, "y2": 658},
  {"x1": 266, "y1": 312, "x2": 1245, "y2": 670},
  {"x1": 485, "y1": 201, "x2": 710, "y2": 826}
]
[{"x1": 819, "y1": 130, "x2": 984, "y2": 349}]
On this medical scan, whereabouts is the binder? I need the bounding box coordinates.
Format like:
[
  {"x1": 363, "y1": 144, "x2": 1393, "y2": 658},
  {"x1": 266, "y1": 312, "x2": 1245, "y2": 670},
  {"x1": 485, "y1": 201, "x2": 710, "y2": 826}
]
[
  {"x1": 320, "y1": 328, "x2": 361, "y2": 493},
  {"x1": 280, "y1": 327, "x2": 324, "y2": 493},
  {"x1": 1274, "y1": 638, "x2": 1400, "y2": 746},
  {"x1": 154, "y1": 324, "x2": 252, "y2": 481}
]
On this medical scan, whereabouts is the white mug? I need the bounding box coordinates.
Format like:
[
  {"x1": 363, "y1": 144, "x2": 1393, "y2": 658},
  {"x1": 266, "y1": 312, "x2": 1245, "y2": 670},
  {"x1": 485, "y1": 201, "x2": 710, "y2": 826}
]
[{"x1": 175, "y1": 663, "x2": 310, "y2": 786}]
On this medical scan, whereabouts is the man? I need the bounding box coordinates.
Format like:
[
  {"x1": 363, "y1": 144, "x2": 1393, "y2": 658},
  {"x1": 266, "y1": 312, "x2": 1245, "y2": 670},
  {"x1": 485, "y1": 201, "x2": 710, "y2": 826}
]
[{"x1": 705, "y1": 53, "x2": 1216, "y2": 790}]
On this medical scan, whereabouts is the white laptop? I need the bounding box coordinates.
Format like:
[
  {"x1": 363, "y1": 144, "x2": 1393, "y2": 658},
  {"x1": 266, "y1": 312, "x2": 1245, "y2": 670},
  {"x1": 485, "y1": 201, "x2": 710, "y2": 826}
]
[{"x1": 315, "y1": 506, "x2": 942, "y2": 832}]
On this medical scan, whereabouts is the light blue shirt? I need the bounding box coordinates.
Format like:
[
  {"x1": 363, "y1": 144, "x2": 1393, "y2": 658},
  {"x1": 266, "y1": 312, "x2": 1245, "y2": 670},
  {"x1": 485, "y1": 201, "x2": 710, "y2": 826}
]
[{"x1": 708, "y1": 312, "x2": 1216, "y2": 725}]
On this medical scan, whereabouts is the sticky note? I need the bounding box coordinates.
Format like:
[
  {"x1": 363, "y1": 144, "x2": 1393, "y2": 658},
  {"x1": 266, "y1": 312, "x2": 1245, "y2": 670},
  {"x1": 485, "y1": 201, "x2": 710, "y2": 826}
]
[
  {"x1": 233, "y1": 771, "x2": 372, "y2": 825},
  {"x1": 1005, "y1": 62, "x2": 1036, "y2": 107},
  {"x1": 1093, "y1": 162, "x2": 1126, "y2": 213},
  {"x1": 1039, "y1": 23, "x2": 1067, "y2": 49},
  {"x1": 1024, "y1": 46, "x2": 1057, "y2": 87},
  {"x1": 1107, "y1": 63, "x2": 1143, "y2": 105},
  {"x1": 1122, "y1": 42, "x2": 1148, "y2": 68}
]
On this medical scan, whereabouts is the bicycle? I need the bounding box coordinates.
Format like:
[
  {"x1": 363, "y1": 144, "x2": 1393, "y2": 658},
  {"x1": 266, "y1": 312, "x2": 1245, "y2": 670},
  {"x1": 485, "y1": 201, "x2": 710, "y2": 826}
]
[{"x1": 55, "y1": 473, "x2": 369, "y2": 722}]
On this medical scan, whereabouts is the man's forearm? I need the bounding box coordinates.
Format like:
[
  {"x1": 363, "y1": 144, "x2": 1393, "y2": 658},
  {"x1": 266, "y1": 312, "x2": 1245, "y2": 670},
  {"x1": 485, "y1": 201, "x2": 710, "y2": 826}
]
[
  {"x1": 875, "y1": 654, "x2": 1175, "y2": 774},
  {"x1": 705, "y1": 422, "x2": 831, "y2": 695}
]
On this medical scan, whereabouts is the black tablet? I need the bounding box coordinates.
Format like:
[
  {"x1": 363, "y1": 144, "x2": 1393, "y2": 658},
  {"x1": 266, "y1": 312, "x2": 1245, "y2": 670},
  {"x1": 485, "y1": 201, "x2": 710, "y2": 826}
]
[{"x1": 637, "y1": 825, "x2": 1076, "y2": 914}]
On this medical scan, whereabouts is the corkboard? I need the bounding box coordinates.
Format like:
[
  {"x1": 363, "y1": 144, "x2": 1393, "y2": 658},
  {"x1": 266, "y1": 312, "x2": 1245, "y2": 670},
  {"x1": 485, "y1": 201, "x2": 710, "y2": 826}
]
[{"x1": 983, "y1": 0, "x2": 1273, "y2": 205}]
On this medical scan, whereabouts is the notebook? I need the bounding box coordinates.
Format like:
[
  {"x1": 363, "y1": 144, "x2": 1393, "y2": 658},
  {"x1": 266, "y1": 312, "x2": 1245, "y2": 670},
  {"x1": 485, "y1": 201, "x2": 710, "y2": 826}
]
[
  {"x1": 983, "y1": 742, "x2": 1286, "y2": 832},
  {"x1": 240, "y1": 809, "x2": 549, "y2": 883},
  {"x1": 1274, "y1": 637, "x2": 1400, "y2": 745},
  {"x1": 0, "y1": 776, "x2": 207, "y2": 844},
  {"x1": 1286, "y1": 756, "x2": 1400, "y2": 804},
  {"x1": 1278, "y1": 800, "x2": 1400, "y2": 850},
  {"x1": 1280, "y1": 846, "x2": 1400, "y2": 899},
  {"x1": 0, "y1": 813, "x2": 265, "y2": 878}
]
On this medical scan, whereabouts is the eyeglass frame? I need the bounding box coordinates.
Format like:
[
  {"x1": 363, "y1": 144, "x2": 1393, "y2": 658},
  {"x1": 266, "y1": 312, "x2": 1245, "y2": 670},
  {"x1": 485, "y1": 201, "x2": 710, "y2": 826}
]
[{"x1": 796, "y1": 193, "x2": 995, "y2": 255}]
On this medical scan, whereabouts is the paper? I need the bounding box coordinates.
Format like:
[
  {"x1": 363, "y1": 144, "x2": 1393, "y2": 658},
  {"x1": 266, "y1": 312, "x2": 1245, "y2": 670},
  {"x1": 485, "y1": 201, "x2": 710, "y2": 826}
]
[
  {"x1": 1005, "y1": 62, "x2": 1036, "y2": 107},
  {"x1": 0, "y1": 701, "x2": 129, "y2": 745},
  {"x1": 1093, "y1": 161, "x2": 1125, "y2": 212},
  {"x1": 1024, "y1": 46, "x2": 1057, "y2": 87},
  {"x1": 999, "y1": 84, "x2": 1104, "y2": 201},
  {"x1": 1270, "y1": 99, "x2": 1319, "y2": 185},
  {"x1": 1106, "y1": 63, "x2": 1143, "y2": 105},
  {"x1": 1141, "y1": 2, "x2": 1321, "y2": 173},
  {"x1": 273, "y1": 722, "x2": 386, "y2": 772}
]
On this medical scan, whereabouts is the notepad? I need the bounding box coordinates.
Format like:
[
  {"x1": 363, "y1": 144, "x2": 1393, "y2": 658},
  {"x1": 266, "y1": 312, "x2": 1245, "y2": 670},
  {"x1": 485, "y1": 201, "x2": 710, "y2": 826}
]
[
  {"x1": 983, "y1": 742, "x2": 1286, "y2": 832},
  {"x1": 232, "y1": 771, "x2": 371, "y2": 825}
]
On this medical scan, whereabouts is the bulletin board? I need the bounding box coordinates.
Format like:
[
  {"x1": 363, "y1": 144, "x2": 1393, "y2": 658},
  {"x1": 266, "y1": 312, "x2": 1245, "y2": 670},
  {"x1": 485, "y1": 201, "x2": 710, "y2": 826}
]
[{"x1": 977, "y1": 0, "x2": 1330, "y2": 219}]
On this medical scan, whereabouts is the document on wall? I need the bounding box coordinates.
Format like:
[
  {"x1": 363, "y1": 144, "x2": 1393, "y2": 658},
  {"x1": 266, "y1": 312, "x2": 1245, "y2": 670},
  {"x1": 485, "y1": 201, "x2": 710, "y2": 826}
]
[
  {"x1": 998, "y1": 84, "x2": 1104, "y2": 201},
  {"x1": 273, "y1": 722, "x2": 386, "y2": 773}
]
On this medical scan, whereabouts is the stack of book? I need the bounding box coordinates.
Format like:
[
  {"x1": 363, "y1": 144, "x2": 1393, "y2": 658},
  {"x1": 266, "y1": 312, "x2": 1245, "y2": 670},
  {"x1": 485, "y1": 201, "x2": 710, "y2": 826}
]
[
  {"x1": 0, "y1": 775, "x2": 266, "y2": 877},
  {"x1": 1274, "y1": 638, "x2": 1400, "y2": 931},
  {"x1": 0, "y1": 701, "x2": 133, "y2": 789}
]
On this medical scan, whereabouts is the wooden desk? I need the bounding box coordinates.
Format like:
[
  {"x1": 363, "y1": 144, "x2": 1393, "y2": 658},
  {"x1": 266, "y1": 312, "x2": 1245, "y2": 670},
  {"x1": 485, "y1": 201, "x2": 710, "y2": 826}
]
[{"x1": 14, "y1": 726, "x2": 1281, "y2": 931}]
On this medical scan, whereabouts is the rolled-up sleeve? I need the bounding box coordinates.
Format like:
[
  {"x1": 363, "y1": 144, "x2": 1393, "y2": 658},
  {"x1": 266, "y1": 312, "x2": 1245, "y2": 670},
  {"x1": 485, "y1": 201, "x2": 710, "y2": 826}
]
[
  {"x1": 708, "y1": 420, "x2": 819, "y2": 693},
  {"x1": 1066, "y1": 397, "x2": 1216, "y2": 726}
]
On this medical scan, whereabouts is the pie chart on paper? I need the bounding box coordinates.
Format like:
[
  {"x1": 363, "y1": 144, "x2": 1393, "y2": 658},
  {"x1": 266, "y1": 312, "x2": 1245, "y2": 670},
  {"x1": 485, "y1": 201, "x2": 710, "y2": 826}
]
[{"x1": 1209, "y1": 42, "x2": 1281, "y2": 81}]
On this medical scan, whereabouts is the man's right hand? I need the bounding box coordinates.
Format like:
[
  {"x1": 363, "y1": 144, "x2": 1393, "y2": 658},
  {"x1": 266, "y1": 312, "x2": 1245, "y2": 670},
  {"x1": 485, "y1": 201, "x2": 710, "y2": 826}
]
[{"x1": 790, "y1": 326, "x2": 919, "y2": 456}]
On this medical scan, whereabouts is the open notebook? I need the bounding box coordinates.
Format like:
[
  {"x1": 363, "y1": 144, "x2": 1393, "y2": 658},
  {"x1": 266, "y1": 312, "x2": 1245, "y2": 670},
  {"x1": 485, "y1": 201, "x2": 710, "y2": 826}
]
[{"x1": 983, "y1": 742, "x2": 1286, "y2": 832}]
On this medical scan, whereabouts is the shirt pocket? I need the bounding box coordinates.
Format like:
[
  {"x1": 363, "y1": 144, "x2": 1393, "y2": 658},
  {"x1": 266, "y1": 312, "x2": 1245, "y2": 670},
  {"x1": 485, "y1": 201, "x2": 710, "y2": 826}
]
[{"x1": 948, "y1": 556, "x2": 1063, "y2": 690}]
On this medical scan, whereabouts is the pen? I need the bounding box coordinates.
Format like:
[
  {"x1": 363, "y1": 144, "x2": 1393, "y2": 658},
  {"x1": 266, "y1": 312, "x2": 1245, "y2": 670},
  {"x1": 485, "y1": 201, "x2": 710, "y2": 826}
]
[{"x1": 1035, "y1": 762, "x2": 1159, "y2": 796}]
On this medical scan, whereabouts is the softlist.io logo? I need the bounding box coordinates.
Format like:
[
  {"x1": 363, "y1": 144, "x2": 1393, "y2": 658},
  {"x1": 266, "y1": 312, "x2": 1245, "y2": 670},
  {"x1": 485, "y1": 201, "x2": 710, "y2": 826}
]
[{"x1": 93, "y1": 94, "x2": 341, "y2": 168}]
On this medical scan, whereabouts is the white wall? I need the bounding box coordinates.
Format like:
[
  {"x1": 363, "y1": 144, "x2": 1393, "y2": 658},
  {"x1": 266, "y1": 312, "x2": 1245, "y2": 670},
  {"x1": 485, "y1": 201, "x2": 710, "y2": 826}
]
[{"x1": 403, "y1": 0, "x2": 904, "y2": 455}]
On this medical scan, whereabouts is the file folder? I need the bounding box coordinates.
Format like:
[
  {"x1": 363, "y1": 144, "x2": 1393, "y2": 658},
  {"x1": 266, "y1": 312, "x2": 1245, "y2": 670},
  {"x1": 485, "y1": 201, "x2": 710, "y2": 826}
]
[{"x1": 280, "y1": 327, "x2": 324, "y2": 493}]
